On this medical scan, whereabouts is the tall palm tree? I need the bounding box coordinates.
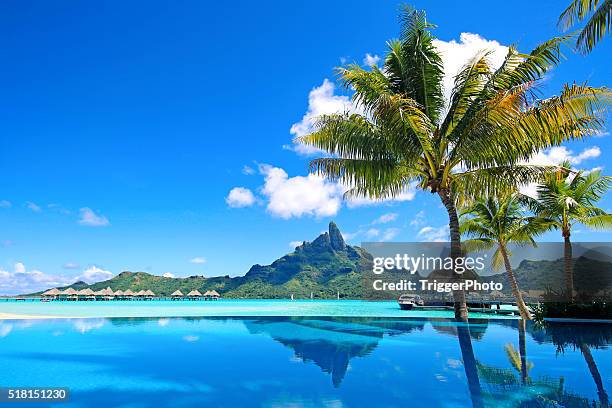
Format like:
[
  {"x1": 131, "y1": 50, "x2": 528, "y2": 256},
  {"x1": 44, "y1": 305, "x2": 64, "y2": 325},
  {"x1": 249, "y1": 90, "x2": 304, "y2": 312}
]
[
  {"x1": 298, "y1": 6, "x2": 611, "y2": 320},
  {"x1": 523, "y1": 161, "x2": 612, "y2": 299},
  {"x1": 559, "y1": 0, "x2": 612, "y2": 53},
  {"x1": 460, "y1": 195, "x2": 551, "y2": 320}
]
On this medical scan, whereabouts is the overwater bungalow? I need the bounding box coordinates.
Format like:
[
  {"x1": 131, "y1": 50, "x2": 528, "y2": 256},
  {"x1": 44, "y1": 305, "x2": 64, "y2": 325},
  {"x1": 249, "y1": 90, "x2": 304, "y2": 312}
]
[
  {"x1": 59, "y1": 288, "x2": 78, "y2": 301},
  {"x1": 41, "y1": 288, "x2": 61, "y2": 300},
  {"x1": 77, "y1": 288, "x2": 96, "y2": 301},
  {"x1": 171, "y1": 290, "x2": 184, "y2": 300},
  {"x1": 186, "y1": 290, "x2": 202, "y2": 300},
  {"x1": 204, "y1": 290, "x2": 220, "y2": 300},
  {"x1": 114, "y1": 289, "x2": 125, "y2": 300},
  {"x1": 123, "y1": 289, "x2": 135, "y2": 300},
  {"x1": 144, "y1": 289, "x2": 155, "y2": 300}
]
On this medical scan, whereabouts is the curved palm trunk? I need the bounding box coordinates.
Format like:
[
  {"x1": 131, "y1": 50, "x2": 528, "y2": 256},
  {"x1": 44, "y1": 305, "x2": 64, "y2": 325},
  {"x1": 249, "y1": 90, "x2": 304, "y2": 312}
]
[
  {"x1": 518, "y1": 319, "x2": 528, "y2": 385},
  {"x1": 499, "y1": 244, "x2": 532, "y2": 320},
  {"x1": 579, "y1": 343, "x2": 609, "y2": 407},
  {"x1": 457, "y1": 324, "x2": 483, "y2": 408},
  {"x1": 438, "y1": 189, "x2": 469, "y2": 321},
  {"x1": 563, "y1": 233, "x2": 574, "y2": 301}
]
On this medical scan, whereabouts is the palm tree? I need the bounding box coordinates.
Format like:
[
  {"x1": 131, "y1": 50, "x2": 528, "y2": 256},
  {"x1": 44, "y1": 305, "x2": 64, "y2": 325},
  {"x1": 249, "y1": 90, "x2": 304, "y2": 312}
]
[
  {"x1": 298, "y1": 6, "x2": 611, "y2": 320},
  {"x1": 523, "y1": 161, "x2": 612, "y2": 299},
  {"x1": 460, "y1": 195, "x2": 551, "y2": 320},
  {"x1": 559, "y1": 0, "x2": 612, "y2": 53}
]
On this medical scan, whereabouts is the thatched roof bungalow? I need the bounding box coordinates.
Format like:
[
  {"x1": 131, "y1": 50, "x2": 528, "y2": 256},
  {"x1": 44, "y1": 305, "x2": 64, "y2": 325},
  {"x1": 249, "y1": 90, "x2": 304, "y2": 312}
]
[
  {"x1": 42, "y1": 288, "x2": 61, "y2": 298},
  {"x1": 170, "y1": 290, "x2": 184, "y2": 300},
  {"x1": 186, "y1": 290, "x2": 202, "y2": 300}
]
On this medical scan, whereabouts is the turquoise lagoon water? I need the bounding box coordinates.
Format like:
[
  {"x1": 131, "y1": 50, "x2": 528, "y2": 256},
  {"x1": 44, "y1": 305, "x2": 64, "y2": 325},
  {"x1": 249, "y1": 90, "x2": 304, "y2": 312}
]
[
  {"x1": 0, "y1": 315, "x2": 610, "y2": 407},
  {"x1": 0, "y1": 299, "x2": 517, "y2": 319}
]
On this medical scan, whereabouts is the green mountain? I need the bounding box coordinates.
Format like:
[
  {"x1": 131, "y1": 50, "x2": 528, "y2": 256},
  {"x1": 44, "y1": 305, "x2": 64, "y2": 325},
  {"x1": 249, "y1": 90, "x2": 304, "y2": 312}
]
[{"x1": 34, "y1": 222, "x2": 370, "y2": 299}]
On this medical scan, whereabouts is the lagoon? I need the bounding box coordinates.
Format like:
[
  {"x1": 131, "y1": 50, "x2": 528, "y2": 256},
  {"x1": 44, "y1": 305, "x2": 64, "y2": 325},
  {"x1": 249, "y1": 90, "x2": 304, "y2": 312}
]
[
  {"x1": 0, "y1": 316, "x2": 610, "y2": 407},
  {"x1": 0, "y1": 299, "x2": 518, "y2": 319}
]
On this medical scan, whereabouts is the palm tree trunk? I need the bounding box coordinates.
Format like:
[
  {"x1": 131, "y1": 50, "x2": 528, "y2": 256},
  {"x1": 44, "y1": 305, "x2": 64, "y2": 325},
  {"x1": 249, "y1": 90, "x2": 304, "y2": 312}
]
[
  {"x1": 518, "y1": 319, "x2": 528, "y2": 385},
  {"x1": 438, "y1": 189, "x2": 469, "y2": 322},
  {"x1": 457, "y1": 324, "x2": 483, "y2": 408},
  {"x1": 563, "y1": 233, "x2": 574, "y2": 301},
  {"x1": 499, "y1": 244, "x2": 532, "y2": 320},
  {"x1": 579, "y1": 343, "x2": 609, "y2": 407}
]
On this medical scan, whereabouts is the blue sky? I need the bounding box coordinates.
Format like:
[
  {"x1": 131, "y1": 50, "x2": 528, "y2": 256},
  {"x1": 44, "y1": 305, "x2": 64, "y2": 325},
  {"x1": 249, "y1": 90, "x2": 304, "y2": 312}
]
[{"x1": 1, "y1": 0, "x2": 611, "y2": 294}]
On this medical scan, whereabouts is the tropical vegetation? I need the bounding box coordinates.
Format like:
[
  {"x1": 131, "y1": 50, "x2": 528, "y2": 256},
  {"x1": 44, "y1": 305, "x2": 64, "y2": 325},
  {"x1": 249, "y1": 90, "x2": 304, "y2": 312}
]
[
  {"x1": 522, "y1": 161, "x2": 612, "y2": 299},
  {"x1": 460, "y1": 194, "x2": 552, "y2": 320},
  {"x1": 559, "y1": 0, "x2": 612, "y2": 53},
  {"x1": 298, "y1": 5, "x2": 611, "y2": 320}
]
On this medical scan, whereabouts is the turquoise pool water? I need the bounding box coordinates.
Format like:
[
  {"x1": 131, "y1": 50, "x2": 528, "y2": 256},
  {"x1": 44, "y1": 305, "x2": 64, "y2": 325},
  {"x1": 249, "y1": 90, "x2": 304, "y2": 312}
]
[
  {"x1": 0, "y1": 316, "x2": 609, "y2": 407},
  {"x1": 0, "y1": 299, "x2": 517, "y2": 319}
]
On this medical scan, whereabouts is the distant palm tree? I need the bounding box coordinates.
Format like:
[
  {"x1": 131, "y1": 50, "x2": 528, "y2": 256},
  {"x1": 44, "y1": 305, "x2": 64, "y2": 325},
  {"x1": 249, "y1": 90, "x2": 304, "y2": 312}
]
[
  {"x1": 559, "y1": 0, "x2": 612, "y2": 53},
  {"x1": 523, "y1": 161, "x2": 612, "y2": 299},
  {"x1": 298, "y1": 5, "x2": 611, "y2": 321},
  {"x1": 460, "y1": 195, "x2": 552, "y2": 320}
]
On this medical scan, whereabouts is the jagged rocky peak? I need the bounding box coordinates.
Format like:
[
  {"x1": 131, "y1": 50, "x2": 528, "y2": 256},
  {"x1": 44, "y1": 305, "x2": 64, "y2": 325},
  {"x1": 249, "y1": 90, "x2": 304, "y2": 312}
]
[{"x1": 329, "y1": 221, "x2": 346, "y2": 251}]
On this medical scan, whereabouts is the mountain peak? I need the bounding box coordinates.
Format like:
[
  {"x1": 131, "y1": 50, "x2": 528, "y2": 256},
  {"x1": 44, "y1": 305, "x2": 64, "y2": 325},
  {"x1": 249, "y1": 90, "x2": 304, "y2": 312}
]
[{"x1": 329, "y1": 221, "x2": 346, "y2": 251}]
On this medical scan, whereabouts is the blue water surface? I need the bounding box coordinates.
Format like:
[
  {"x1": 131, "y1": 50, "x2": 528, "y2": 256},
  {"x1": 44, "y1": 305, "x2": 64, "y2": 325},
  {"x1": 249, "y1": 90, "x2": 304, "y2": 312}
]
[{"x1": 0, "y1": 316, "x2": 610, "y2": 407}]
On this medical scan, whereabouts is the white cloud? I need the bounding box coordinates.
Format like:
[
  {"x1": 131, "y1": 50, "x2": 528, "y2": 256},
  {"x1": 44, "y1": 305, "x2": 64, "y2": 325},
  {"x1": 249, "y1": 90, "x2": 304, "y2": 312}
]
[
  {"x1": 73, "y1": 319, "x2": 105, "y2": 334},
  {"x1": 520, "y1": 146, "x2": 601, "y2": 198},
  {"x1": 526, "y1": 146, "x2": 601, "y2": 166},
  {"x1": 0, "y1": 262, "x2": 73, "y2": 296},
  {"x1": 418, "y1": 225, "x2": 450, "y2": 242},
  {"x1": 365, "y1": 228, "x2": 381, "y2": 239},
  {"x1": 259, "y1": 164, "x2": 344, "y2": 219},
  {"x1": 190, "y1": 257, "x2": 207, "y2": 264},
  {"x1": 78, "y1": 208, "x2": 109, "y2": 227},
  {"x1": 183, "y1": 335, "x2": 200, "y2": 342},
  {"x1": 63, "y1": 262, "x2": 80, "y2": 270},
  {"x1": 0, "y1": 200, "x2": 11, "y2": 208},
  {"x1": 373, "y1": 213, "x2": 398, "y2": 224},
  {"x1": 363, "y1": 53, "x2": 381, "y2": 66},
  {"x1": 25, "y1": 201, "x2": 42, "y2": 212},
  {"x1": 226, "y1": 187, "x2": 256, "y2": 208},
  {"x1": 75, "y1": 266, "x2": 113, "y2": 284},
  {"x1": 162, "y1": 272, "x2": 175, "y2": 278},
  {"x1": 287, "y1": 79, "x2": 362, "y2": 155},
  {"x1": 433, "y1": 33, "x2": 509, "y2": 108}
]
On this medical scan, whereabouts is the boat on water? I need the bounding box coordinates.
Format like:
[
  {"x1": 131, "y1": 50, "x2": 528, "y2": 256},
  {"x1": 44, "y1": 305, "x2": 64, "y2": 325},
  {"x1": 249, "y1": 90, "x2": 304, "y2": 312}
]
[{"x1": 397, "y1": 294, "x2": 424, "y2": 310}]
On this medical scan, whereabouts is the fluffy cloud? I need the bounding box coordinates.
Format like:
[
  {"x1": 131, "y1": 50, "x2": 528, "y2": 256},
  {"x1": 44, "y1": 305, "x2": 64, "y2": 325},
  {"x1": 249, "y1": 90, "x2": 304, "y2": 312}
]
[
  {"x1": 75, "y1": 266, "x2": 113, "y2": 284},
  {"x1": 287, "y1": 79, "x2": 362, "y2": 155},
  {"x1": 527, "y1": 146, "x2": 601, "y2": 166},
  {"x1": 433, "y1": 33, "x2": 509, "y2": 108},
  {"x1": 520, "y1": 146, "x2": 602, "y2": 198},
  {"x1": 78, "y1": 208, "x2": 109, "y2": 227},
  {"x1": 162, "y1": 272, "x2": 175, "y2": 278},
  {"x1": 260, "y1": 164, "x2": 344, "y2": 219},
  {"x1": 418, "y1": 225, "x2": 450, "y2": 242},
  {"x1": 363, "y1": 53, "x2": 381, "y2": 66},
  {"x1": 190, "y1": 257, "x2": 207, "y2": 264},
  {"x1": 373, "y1": 213, "x2": 398, "y2": 224},
  {"x1": 0, "y1": 200, "x2": 11, "y2": 208},
  {"x1": 225, "y1": 187, "x2": 256, "y2": 208},
  {"x1": 381, "y1": 228, "x2": 401, "y2": 241},
  {"x1": 0, "y1": 262, "x2": 73, "y2": 295},
  {"x1": 25, "y1": 201, "x2": 42, "y2": 212}
]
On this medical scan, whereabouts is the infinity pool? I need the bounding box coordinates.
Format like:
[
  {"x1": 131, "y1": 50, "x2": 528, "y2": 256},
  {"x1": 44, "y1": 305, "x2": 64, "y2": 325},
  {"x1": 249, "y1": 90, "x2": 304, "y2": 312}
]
[
  {"x1": 0, "y1": 316, "x2": 609, "y2": 407},
  {"x1": 0, "y1": 299, "x2": 517, "y2": 319}
]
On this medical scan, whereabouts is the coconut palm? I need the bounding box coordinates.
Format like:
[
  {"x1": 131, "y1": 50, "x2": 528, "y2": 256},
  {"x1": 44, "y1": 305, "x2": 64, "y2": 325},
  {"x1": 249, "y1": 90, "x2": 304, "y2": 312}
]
[
  {"x1": 298, "y1": 6, "x2": 611, "y2": 320},
  {"x1": 460, "y1": 194, "x2": 552, "y2": 320},
  {"x1": 559, "y1": 0, "x2": 612, "y2": 53},
  {"x1": 523, "y1": 161, "x2": 612, "y2": 299}
]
